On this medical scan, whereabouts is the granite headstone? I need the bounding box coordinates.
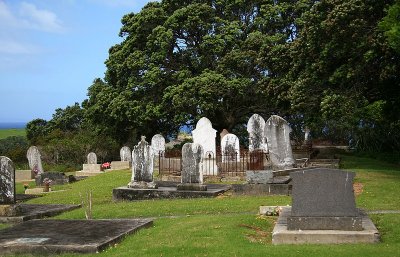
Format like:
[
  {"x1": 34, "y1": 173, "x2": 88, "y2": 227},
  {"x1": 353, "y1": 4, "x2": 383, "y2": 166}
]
[
  {"x1": 221, "y1": 133, "x2": 240, "y2": 162},
  {"x1": 287, "y1": 168, "x2": 362, "y2": 231},
  {"x1": 120, "y1": 146, "x2": 132, "y2": 162},
  {"x1": 87, "y1": 152, "x2": 97, "y2": 164},
  {"x1": 151, "y1": 134, "x2": 165, "y2": 156}
]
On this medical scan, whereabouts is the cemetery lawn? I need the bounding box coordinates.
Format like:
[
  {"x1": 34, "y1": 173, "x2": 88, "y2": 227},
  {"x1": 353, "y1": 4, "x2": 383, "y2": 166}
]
[
  {"x1": 0, "y1": 128, "x2": 26, "y2": 139},
  {"x1": 9, "y1": 155, "x2": 400, "y2": 257}
]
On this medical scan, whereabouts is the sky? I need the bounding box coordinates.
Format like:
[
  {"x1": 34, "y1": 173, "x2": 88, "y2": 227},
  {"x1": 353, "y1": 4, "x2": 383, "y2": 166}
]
[{"x1": 0, "y1": 0, "x2": 154, "y2": 123}]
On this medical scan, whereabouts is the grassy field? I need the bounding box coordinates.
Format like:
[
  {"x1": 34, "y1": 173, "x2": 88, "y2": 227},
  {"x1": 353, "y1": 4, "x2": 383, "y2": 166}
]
[
  {"x1": 0, "y1": 128, "x2": 26, "y2": 139},
  {"x1": 7, "y1": 154, "x2": 400, "y2": 257}
]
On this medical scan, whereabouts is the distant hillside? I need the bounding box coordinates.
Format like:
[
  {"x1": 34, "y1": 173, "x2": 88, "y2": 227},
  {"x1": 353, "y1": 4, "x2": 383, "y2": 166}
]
[
  {"x1": 0, "y1": 128, "x2": 26, "y2": 139},
  {"x1": 0, "y1": 122, "x2": 26, "y2": 129}
]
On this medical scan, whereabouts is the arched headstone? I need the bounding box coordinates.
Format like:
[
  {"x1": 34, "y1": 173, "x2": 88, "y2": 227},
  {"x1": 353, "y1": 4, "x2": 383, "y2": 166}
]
[
  {"x1": 192, "y1": 117, "x2": 217, "y2": 157},
  {"x1": 221, "y1": 133, "x2": 240, "y2": 162},
  {"x1": 265, "y1": 115, "x2": 295, "y2": 170},
  {"x1": 26, "y1": 146, "x2": 44, "y2": 175},
  {"x1": 247, "y1": 114, "x2": 267, "y2": 152},
  {"x1": 120, "y1": 146, "x2": 132, "y2": 162},
  {"x1": 87, "y1": 152, "x2": 97, "y2": 164},
  {"x1": 0, "y1": 156, "x2": 15, "y2": 204},
  {"x1": 128, "y1": 136, "x2": 156, "y2": 188},
  {"x1": 151, "y1": 134, "x2": 165, "y2": 156}
]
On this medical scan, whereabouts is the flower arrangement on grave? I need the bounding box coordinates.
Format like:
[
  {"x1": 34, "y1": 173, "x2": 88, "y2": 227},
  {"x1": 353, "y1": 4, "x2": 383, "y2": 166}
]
[
  {"x1": 32, "y1": 165, "x2": 39, "y2": 176},
  {"x1": 42, "y1": 178, "x2": 53, "y2": 192},
  {"x1": 23, "y1": 183, "x2": 29, "y2": 190},
  {"x1": 101, "y1": 162, "x2": 111, "y2": 170}
]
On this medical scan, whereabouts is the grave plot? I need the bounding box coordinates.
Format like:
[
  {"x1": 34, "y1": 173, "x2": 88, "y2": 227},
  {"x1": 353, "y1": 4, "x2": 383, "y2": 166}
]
[{"x1": 0, "y1": 219, "x2": 153, "y2": 254}]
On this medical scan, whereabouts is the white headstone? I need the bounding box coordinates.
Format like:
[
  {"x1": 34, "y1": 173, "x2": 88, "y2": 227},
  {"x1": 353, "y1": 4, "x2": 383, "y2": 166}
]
[
  {"x1": 221, "y1": 133, "x2": 240, "y2": 162},
  {"x1": 265, "y1": 115, "x2": 295, "y2": 170},
  {"x1": 151, "y1": 134, "x2": 166, "y2": 156},
  {"x1": 26, "y1": 146, "x2": 44, "y2": 175},
  {"x1": 0, "y1": 156, "x2": 15, "y2": 204},
  {"x1": 87, "y1": 152, "x2": 97, "y2": 164},
  {"x1": 181, "y1": 143, "x2": 204, "y2": 184},
  {"x1": 120, "y1": 146, "x2": 132, "y2": 162},
  {"x1": 192, "y1": 117, "x2": 217, "y2": 158},
  {"x1": 247, "y1": 114, "x2": 268, "y2": 152}
]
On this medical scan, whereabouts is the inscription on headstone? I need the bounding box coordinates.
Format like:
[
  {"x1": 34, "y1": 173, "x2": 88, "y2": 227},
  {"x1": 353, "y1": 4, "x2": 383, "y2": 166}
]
[
  {"x1": 0, "y1": 156, "x2": 15, "y2": 204},
  {"x1": 264, "y1": 115, "x2": 295, "y2": 170},
  {"x1": 128, "y1": 136, "x2": 156, "y2": 188},
  {"x1": 87, "y1": 152, "x2": 97, "y2": 164},
  {"x1": 287, "y1": 168, "x2": 362, "y2": 231},
  {"x1": 26, "y1": 146, "x2": 44, "y2": 175},
  {"x1": 151, "y1": 134, "x2": 165, "y2": 156},
  {"x1": 120, "y1": 146, "x2": 132, "y2": 162},
  {"x1": 247, "y1": 114, "x2": 267, "y2": 152}
]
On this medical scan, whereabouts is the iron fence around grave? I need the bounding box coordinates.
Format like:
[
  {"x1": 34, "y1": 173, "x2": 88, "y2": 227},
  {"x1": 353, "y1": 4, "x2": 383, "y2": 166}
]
[{"x1": 159, "y1": 148, "x2": 269, "y2": 177}]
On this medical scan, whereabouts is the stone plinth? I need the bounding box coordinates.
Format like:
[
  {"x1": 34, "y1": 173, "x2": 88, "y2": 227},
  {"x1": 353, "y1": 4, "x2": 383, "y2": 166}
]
[
  {"x1": 177, "y1": 183, "x2": 207, "y2": 191},
  {"x1": 127, "y1": 181, "x2": 157, "y2": 189},
  {"x1": 0, "y1": 205, "x2": 21, "y2": 216},
  {"x1": 246, "y1": 170, "x2": 273, "y2": 184},
  {"x1": 111, "y1": 161, "x2": 131, "y2": 170},
  {"x1": 272, "y1": 207, "x2": 379, "y2": 244},
  {"x1": 82, "y1": 164, "x2": 102, "y2": 172}
]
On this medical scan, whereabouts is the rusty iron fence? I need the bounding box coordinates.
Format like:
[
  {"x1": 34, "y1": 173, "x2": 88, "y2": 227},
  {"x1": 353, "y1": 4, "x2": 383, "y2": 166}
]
[{"x1": 159, "y1": 149, "x2": 269, "y2": 177}]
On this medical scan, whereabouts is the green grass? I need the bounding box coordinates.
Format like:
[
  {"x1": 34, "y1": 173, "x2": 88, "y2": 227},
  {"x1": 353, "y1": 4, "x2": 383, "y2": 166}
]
[
  {"x1": 6, "y1": 155, "x2": 400, "y2": 257},
  {"x1": 0, "y1": 128, "x2": 26, "y2": 139}
]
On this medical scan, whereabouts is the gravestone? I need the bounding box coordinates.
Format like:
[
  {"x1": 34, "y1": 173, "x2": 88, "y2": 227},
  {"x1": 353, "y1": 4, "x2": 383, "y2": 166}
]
[
  {"x1": 87, "y1": 152, "x2": 97, "y2": 164},
  {"x1": 151, "y1": 134, "x2": 165, "y2": 156},
  {"x1": 128, "y1": 136, "x2": 157, "y2": 189},
  {"x1": 287, "y1": 168, "x2": 362, "y2": 231},
  {"x1": 220, "y1": 129, "x2": 229, "y2": 142},
  {"x1": 0, "y1": 156, "x2": 15, "y2": 205},
  {"x1": 247, "y1": 114, "x2": 267, "y2": 152},
  {"x1": 192, "y1": 117, "x2": 217, "y2": 157},
  {"x1": 265, "y1": 115, "x2": 295, "y2": 170},
  {"x1": 120, "y1": 146, "x2": 132, "y2": 162},
  {"x1": 177, "y1": 143, "x2": 207, "y2": 191},
  {"x1": 221, "y1": 133, "x2": 240, "y2": 162},
  {"x1": 26, "y1": 146, "x2": 44, "y2": 175},
  {"x1": 192, "y1": 117, "x2": 217, "y2": 175},
  {"x1": 80, "y1": 152, "x2": 102, "y2": 174}
]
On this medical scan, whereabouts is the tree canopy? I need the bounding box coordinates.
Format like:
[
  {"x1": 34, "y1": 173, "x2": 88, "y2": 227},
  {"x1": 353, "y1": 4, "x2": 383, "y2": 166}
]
[{"x1": 26, "y1": 0, "x2": 400, "y2": 157}]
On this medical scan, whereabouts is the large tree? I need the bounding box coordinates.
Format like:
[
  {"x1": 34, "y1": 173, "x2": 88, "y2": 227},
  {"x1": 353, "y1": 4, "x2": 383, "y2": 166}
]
[{"x1": 85, "y1": 0, "x2": 315, "y2": 141}]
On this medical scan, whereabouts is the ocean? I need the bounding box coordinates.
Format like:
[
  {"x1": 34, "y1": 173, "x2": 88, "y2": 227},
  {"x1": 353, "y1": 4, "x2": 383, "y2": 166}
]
[{"x1": 0, "y1": 122, "x2": 27, "y2": 129}]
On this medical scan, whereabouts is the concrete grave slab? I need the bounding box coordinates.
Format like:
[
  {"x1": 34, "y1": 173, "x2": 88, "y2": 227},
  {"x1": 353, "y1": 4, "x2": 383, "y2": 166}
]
[
  {"x1": 272, "y1": 207, "x2": 380, "y2": 244},
  {"x1": 0, "y1": 204, "x2": 80, "y2": 223},
  {"x1": 113, "y1": 183, "x2": 230, "y2": 201},
  {"x1": 0, "y1": 219, "x2": 153, "y2": 254}
]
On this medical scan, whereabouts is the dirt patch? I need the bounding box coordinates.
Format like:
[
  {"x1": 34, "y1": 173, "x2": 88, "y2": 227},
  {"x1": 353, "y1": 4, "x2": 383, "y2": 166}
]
[
  {"x1": 239, "y1": 224, "x2": 270, "y2": 243},
  {"x1": 353, "y1": 182, "x2": 363, "y2": 196}
]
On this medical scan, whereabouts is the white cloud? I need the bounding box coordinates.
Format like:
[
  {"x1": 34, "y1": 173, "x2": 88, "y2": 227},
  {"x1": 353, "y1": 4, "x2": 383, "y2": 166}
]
[
  {"x1": 87, "y1": 0, "x2": 144, "y2": 8},
  {"x1": 0, "y1": 38, "x2": 38, "y2": 54},
  {"x1": 19, "y1": 2, "x2": 63, "y2": 32},
  {"x1": 0, "y1": 1, "x2": 63, "y2": 33}
]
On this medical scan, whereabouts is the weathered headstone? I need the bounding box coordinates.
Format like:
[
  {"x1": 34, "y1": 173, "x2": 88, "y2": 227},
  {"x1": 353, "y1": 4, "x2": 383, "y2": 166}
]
[
  {"x1": 304, "y1": 127, "x2": 311, "y2": 143},
  {"x1": 87, "y1": 152, "x2": 97, "y2": 164},
  {"x1": 287, "y1": 168, "x2": 362, "y2": 231},
  {"x1": 120, "y1": 146, "x2": 132, "y2": 162},
  {"x1": 220, "y1": 129, "x2": 229, "y2": 142},
  {"x1": 192, "y1": 117, "x2": 217, "y2": 157},
  {"x1": 151, "y1": 134, "x2": 165, "y2": 156},
  {"x1": 264, "y1": 115, "x2": 295, "y2": 170},
  {"x1": 26, "y1": 146, "x2": 44, "y2": 175},
  {"x1": 221, "y1": 133, "x2": 240, "y2": 162},
  {"x1": 128, "y1": 136, "x2": 157, "y2": 189},
  {"x1": 177, "y1": 143, "x2": 207, "y2": 191},
  {"x1": 247, "y1": 114, "x2": 268, "y2": 152},
  {"x1": 0, "y1": 156, "x2": 15, "y2": 205}
]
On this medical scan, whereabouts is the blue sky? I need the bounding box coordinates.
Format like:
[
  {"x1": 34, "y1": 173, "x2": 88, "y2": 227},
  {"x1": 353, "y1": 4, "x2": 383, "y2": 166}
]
[{"x1": 0, "y1": 0, "x2": 153, "y2": 123}]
